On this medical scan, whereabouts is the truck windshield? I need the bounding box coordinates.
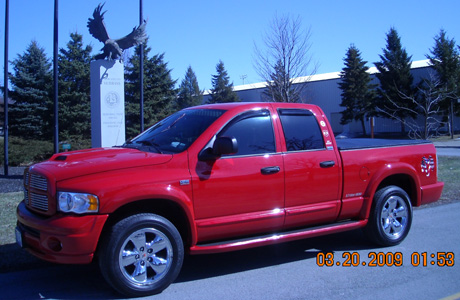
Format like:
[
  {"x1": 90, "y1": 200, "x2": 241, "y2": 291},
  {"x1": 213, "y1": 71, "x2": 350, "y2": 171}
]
[{"x1": 123, "y1": 109, "x2": 226, "y2": 154}]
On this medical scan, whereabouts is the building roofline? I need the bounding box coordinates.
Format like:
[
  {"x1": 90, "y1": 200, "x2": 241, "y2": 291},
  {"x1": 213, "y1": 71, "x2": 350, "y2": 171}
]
[{"x1": 204, "y1": 59, "x2": 431, "y2": 95}]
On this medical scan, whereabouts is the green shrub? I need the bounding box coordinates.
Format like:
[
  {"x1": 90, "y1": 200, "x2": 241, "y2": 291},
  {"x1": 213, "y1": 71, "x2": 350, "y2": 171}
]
[
  {"x1": 0, "y1": 137, "x2": 54, "y2": 166},
  {"x1": 0, "y1": 136, "x2": 90, "y2": 167}
]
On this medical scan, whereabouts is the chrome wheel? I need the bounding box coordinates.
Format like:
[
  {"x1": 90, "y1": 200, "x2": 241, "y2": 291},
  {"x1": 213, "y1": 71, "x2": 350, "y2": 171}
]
[
  {"x1": 99, "y1": 213, "x2": 184, "y2": 297},
  {"x1": 119, "y1": 228, "x2": 174, "y2": 286},
  {"x1": 365, "y1": 185, "x2": 413, "y2": 246},
  {"x1": 380, "y1": 195, "x2": 409, "y2": 240}
]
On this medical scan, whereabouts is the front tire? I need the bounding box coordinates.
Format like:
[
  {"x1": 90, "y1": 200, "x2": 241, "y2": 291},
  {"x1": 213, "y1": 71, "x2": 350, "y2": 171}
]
[
  {"x1": 99, "y1": 213, "x2": 184, "y2": 297},
  {"x1": 365, "y1": 186, "x2": 413, "y2": 246}
]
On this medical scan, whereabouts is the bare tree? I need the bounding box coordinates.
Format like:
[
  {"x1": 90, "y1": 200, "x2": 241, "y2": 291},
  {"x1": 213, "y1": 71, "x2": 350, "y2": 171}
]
[
  {"x1": 376, "y1": 74, "x2": 446, "y2": 139},
  {"x1": 253, "y1": 14, "x2": 317, "y2": 103}
]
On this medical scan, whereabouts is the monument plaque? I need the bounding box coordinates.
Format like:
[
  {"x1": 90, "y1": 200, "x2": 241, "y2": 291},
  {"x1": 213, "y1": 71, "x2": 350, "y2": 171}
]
[
  {"x1": 87, "y1": 3, "x2": 147, "y2": 148},
  {"x1": 91, "y1": 60, "x2": 125, "y2": 147}
]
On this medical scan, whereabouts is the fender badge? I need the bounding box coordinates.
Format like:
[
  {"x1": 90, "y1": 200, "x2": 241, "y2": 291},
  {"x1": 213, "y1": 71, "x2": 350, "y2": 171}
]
[
  {"x1": 180, "y1": 180, "x2": 190, "y2": 186},
  {"x1": 421, "y1": 156, "x2": 434, "y2": 177}
]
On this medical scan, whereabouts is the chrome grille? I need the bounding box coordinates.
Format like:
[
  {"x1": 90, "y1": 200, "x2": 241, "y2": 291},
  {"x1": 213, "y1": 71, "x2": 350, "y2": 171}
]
[
  {"x1": 24, "y1": 188, "x2": 29, "y2": 205},
  {"x1": 24, "y1": 169, "x2": 50, "y2": 212},
  {"x1": 24, "y1": 170, "x2": 30, "y2": 205},
  {"x1": 30, "y1": 174, "x2": 48, "y2": 191},
  {"x1": 30, "y1": 193, "x2": 49, "y2": 211}
]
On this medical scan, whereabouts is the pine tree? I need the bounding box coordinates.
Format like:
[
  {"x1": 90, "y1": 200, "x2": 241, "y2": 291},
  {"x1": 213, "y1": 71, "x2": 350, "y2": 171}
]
[
  {"x1": 9, "y1": 41, "x2": 53, "y2": 139},
  {"x1": 176, "y1": 66, "x2": 203, "y2": 109},
  {"x1": 426, "y1": 29, "x2": 460, "y2": 138},
  {"x1": 208, "y1": 60, "x2": 239, "y2": 104},
  {"x1": 374, "y1": 27, "x2": 417, "y2": 134},
  {"x1": 125, "y1": 43, "x2": 177, "y2": 138},
  {"x1": 338, "y1": 45, "x2": 377, "y2": 135},
  {"x1": 58, "y1": 33, "x2": 93, "y2": 140}
]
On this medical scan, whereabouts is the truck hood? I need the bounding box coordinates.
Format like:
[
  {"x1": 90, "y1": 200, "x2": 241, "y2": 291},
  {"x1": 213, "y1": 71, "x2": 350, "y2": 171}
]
[{"x1": 31, "y1": 147, "x2": 173, "y2": 181}]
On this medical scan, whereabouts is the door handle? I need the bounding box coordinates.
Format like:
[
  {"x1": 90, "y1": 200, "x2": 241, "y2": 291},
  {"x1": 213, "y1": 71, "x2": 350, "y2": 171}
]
[
  {"x1": 261, "y1": 166, "x2": 280, "y2": 175},
  {"x1": 320, "y1": 160, "x2": 335, "y2": 168}
]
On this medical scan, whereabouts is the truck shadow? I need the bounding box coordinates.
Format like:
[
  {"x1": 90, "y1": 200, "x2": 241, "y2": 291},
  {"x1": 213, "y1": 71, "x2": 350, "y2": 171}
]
[
  {"x1": 0, "y1": 229, "x2": 376, "y2": 299},
  {"x1": 178, "y1": 228, "x2": 374, "y2": 282}
]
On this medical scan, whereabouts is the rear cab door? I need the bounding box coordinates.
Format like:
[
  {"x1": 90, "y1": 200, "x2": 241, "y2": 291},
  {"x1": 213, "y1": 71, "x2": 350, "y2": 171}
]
[{"x1": 274, "y1": 105, "x2": 343, "y2": 228}]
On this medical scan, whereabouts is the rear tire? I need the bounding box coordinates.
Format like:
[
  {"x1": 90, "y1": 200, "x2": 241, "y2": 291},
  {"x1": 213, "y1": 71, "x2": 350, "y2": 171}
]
[
  {"x1": 365, "y1": 186, "x2": 413, "y2": 246},
  {"x1": 98, "y1": 213, "x2": 184, "y2": 297}
]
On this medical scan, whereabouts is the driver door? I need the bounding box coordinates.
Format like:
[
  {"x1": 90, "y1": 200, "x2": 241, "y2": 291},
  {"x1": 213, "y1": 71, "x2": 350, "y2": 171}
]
[{"x1": 190, "y1": 109, "x2": 285, "y2": 242}]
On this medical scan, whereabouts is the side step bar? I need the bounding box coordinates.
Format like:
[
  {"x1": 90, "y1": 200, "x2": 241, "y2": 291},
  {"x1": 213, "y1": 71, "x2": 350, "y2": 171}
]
[{"x1": 189, "y1": 219, "x2": 367, "y2": 255}]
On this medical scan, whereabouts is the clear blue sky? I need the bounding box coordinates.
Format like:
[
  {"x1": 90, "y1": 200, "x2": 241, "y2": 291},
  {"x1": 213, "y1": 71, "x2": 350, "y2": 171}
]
[{"x1": 1, "y1": 0, "x2": 460, "y2": 91}]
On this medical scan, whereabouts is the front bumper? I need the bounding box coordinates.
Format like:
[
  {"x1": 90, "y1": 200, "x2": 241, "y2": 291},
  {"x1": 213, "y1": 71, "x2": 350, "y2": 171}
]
[{"x1": 16, "y1": 201, "x2": 108, "y2": 264}]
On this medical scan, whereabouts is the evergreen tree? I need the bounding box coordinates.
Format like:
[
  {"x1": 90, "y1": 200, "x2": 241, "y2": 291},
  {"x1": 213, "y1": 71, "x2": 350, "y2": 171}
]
[
  {"x1": 9, "y1": 41, "x2": 53, "y2": 139},
  {"x1": 338, "y1": 45, "x2": 377, "y2": 135},
  {"x1": 374, "y1": 27, "x2": 416, "y2": 134},
  {"x1": 426, "y1": 29, "x2": 460, "y2": 138},
  {"x1": 125, "y1": 43, "x2": 177, "y2": 138},
  {"x1": 58, "y1": 32, "x2": 93, "y2": 140},
  {"x1": 208, "y1": 60, "x2": 239, "y2": 103},
  {"x1": 176, "y1": 66, "x2": 203, "y2": 109}
]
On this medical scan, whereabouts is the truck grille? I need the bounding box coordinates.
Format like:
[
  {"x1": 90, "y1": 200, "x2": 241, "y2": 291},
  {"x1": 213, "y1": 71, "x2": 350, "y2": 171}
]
[
  {"x1": 24, "y1": 170, "x2": 49, "y2": 212},
  {"x1": 30, "y1": 173, "x2": 48, "y2": 191}
]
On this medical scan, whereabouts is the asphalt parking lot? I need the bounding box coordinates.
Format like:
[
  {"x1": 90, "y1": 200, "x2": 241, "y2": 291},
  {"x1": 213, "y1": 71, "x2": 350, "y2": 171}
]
[
  {"x1": 0, "y1": 201, "x2": 459, "y2": 300},
  {"x1": 0, "y1": 139, "x2": 458, "y2": 299}
]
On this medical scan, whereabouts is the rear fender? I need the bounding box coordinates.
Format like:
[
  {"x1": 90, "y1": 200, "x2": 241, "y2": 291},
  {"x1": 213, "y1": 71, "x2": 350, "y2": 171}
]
[{"x1": 360, "y1": 162, "x2": 421, "y2": 219}]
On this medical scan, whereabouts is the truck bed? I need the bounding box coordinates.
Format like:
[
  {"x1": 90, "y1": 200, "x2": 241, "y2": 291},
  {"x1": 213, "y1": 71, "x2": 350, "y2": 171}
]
[{"x1": 336, "y1": 138, "x2": 432, "y2": 151}]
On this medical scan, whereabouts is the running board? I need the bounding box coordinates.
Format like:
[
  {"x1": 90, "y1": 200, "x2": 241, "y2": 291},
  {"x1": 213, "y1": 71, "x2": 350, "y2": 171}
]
[{"x1": 189, "y1": 219, "x2": 367, "y2": 254}]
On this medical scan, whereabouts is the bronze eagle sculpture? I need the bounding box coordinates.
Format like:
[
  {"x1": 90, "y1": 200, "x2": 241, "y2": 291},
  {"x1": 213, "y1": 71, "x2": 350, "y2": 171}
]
[{"x1": 87, "y1": 3, "x2": 147, "y2": 60}]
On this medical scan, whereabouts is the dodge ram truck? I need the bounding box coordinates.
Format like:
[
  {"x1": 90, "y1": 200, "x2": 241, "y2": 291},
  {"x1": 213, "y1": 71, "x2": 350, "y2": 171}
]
[{"x1": 16, "y1": 102, "x2": 444, "y2": 297}]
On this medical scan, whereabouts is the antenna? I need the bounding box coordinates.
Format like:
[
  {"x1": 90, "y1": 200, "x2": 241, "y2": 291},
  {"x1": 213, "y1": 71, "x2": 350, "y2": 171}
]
[{"x1": 240, "y1": 75, "x2": 247, "y2": 85}]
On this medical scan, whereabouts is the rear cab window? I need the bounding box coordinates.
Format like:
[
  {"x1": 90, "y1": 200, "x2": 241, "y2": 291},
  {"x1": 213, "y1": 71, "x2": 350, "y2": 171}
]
[{"x1": 278, "y1": 109, "x2": 325, "y2": 152}]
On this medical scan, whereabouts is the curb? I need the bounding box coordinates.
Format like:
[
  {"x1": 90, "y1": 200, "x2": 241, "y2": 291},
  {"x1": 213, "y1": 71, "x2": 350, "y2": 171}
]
[{"x1": 435, "y1": 146, "x2": 460, "y2": 149}]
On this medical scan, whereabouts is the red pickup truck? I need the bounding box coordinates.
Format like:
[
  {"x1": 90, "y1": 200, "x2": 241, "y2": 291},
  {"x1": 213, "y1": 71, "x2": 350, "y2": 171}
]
[{"x1": 16, "y1": 102, "x2": 443, "y2": 297}]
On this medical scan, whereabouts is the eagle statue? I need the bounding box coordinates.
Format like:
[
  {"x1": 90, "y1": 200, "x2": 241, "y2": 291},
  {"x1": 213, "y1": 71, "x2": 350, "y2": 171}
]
[{"x1": 87, "y1": 3, "x2": 147, "y2": 60}]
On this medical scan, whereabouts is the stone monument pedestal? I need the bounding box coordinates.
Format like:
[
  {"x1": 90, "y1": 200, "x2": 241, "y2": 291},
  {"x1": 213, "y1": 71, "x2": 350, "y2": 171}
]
[{"x1": 91, "y1": 60, "x2": 126, "y2": 148}]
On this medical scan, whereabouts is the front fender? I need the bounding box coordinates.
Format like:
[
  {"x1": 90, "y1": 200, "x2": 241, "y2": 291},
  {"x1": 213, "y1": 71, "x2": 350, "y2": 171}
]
[
  {"x1": 100, "y1": 182, "x2": 198, "y2": 245},
  {"x1": 57, "y1": 168, "x2": 198, "y2": 247}
]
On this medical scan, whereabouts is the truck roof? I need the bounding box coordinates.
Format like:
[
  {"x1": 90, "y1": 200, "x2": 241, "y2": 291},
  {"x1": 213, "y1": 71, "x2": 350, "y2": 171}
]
[{"x1": 188, "y1": 102, "x2": 321, "y2": 112}]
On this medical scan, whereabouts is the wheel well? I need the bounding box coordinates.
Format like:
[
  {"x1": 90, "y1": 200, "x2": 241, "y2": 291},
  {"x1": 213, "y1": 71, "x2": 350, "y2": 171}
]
[
  {"x1": 376, "y1": 174, "x2": 417, "y2": 206},
  {"x1": 100, "y1": 199, "x2": 192, "y2": 248}
]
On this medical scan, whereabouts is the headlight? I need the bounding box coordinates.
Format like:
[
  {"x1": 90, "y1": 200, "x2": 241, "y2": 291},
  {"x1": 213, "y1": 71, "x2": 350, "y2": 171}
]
[{"x1": 58, "y1": 192, "x2": 99, "y2": 214}]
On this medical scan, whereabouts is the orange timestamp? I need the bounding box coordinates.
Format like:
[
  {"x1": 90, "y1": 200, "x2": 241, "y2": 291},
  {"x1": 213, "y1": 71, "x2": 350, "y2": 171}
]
[{"x1": 316, "y1": 251, "x2": 455, "y2": 267}]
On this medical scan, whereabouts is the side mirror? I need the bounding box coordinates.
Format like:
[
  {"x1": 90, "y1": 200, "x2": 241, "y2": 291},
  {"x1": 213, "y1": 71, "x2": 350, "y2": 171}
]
[
  {"x1": 213, "y1": 136, "x2": 238, "y2": 156},
  {"x1": 198, "y1": 136, "x2": 238, "y2": 161}
]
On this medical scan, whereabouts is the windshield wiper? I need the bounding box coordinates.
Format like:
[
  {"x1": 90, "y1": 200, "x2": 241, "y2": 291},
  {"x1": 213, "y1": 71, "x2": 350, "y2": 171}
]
[
  {"x1": 120, "y1": 140, "x2": 163, "y2": 154},
  {"x1": 135, "y1": 140, "x2": 164, "y2": 154}
]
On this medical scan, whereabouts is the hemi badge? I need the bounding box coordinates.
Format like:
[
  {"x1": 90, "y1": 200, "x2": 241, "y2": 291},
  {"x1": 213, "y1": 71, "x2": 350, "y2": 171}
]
[{"x1": 180, "y1": 180, "x2": 190, "y2": 186}]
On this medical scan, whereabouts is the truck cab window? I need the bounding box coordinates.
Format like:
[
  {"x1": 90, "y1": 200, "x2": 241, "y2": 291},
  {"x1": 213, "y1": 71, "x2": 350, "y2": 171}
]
[
  {"x1": 278, "y1": 109, "x2": 325, "y2": 151},
  {"x1": 218, "y1": 110, "x2": 276, "y2": 156}
]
